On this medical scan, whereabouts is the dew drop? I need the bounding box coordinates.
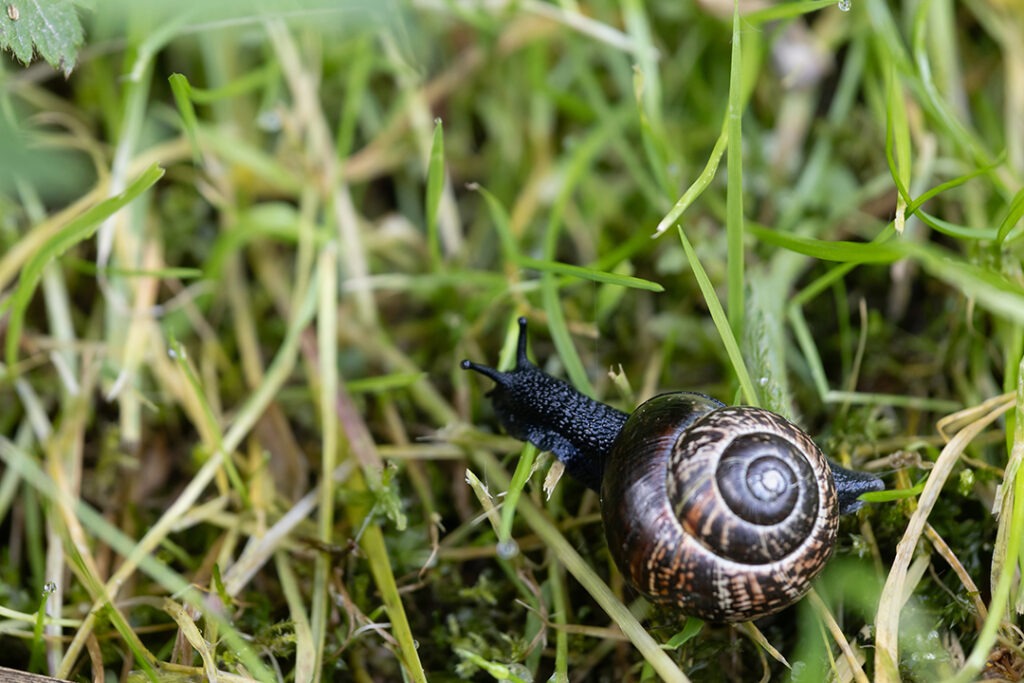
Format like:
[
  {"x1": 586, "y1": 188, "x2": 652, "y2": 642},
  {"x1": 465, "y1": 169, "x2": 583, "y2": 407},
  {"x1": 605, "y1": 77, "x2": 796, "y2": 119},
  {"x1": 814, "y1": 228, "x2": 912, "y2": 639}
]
[
  {"x1": 838, "y1": 0, "x2": 852, "y2": 11},
  {"x1": 43, "y1": 581, "x2": 57, "y2": 595},
  {"x1": 256, "y1": 109, "x2": 282, "y2": 132},
  {"x1": 496, "y1": 539, "x2": 519, "y2": 560}
]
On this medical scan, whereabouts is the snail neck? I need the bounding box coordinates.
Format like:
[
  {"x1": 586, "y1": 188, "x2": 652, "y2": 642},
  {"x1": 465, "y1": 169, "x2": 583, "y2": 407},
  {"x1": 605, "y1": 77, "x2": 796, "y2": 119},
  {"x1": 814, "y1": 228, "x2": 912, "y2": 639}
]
[
  {"x1": 831, "y1": 461, "x2": 885, "y2": 514},
  {"x1": 461, "y1": 318, "x2": 626, "y2": 491}
]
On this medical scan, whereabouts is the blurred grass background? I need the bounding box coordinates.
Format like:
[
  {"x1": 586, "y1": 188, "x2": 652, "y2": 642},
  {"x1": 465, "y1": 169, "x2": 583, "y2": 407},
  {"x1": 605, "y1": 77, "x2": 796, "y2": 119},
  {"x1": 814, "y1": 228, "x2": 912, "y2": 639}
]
[{"x1": 1, "y1": 0, "x2": 1023, "y2": 681}]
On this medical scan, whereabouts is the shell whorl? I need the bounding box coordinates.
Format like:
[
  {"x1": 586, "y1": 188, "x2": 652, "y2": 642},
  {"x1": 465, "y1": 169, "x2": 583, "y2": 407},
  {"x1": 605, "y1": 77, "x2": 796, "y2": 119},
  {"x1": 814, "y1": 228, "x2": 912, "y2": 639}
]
[{"x1": 601, "y1": 394, "x2": 839, "y2": 622}]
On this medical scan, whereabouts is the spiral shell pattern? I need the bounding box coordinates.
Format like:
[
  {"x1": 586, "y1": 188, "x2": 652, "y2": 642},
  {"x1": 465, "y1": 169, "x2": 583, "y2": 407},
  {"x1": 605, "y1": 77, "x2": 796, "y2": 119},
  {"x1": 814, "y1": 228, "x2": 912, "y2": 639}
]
[{"x1": 601, "y1": 393, "x2": 839, "y2": 622}]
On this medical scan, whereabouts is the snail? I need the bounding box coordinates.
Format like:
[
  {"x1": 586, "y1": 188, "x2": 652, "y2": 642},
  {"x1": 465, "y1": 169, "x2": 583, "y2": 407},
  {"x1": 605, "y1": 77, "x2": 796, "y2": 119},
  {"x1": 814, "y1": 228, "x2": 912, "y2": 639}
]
[{"x1": 461, "y1": 318, "x2": 883, "y2": 622}]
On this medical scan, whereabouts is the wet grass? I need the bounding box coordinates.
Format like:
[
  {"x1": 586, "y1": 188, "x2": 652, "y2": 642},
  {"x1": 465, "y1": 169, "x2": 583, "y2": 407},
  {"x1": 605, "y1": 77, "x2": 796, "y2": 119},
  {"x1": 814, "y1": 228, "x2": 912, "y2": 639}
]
[{"x1": 1, "y1": 1, "x2": 1023, "y2": 681}]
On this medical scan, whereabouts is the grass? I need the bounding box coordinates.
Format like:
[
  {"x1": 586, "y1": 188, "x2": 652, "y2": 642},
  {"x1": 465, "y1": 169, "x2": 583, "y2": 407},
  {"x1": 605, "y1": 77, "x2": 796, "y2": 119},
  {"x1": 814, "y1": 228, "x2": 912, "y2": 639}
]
[{"x1": 1, "y1": 0, "x2": 1022, "y2": 681}]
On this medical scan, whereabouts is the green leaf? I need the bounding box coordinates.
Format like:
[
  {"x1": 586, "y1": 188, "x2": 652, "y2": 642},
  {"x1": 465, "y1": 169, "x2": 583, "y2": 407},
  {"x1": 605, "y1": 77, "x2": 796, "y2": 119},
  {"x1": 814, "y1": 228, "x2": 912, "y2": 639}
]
[{"x1": 0, "y1": 0, "x2": 85, "y2": 77}]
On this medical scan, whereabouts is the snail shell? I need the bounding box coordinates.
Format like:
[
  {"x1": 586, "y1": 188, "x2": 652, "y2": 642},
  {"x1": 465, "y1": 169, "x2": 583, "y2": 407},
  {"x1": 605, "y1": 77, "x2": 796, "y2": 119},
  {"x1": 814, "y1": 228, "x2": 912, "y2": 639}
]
[{"x1": 601, "y1": 392, "x2": 839, "y2": 622}]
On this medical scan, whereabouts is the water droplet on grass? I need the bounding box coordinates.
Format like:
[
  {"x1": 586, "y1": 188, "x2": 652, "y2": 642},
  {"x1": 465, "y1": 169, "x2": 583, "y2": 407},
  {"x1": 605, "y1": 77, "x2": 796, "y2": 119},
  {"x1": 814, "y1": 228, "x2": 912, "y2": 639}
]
[{"x1": 496, "y1": 539, "x2": 518, "y2": 559}]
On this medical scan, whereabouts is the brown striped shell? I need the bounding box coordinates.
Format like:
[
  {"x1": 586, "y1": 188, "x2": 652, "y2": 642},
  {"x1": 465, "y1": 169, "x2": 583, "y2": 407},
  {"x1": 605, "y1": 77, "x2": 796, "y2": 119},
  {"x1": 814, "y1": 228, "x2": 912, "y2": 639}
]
[{"x1": 601, "y1": 392, "x2": 839, "y2": 622}]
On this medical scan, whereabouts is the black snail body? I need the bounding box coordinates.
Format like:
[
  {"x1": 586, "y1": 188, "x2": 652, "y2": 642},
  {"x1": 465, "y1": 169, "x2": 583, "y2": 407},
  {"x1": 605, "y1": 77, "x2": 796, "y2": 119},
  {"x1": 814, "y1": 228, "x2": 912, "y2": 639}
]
[{"x1": 462, "y1": 318, "x2": 884, "y2": 623}]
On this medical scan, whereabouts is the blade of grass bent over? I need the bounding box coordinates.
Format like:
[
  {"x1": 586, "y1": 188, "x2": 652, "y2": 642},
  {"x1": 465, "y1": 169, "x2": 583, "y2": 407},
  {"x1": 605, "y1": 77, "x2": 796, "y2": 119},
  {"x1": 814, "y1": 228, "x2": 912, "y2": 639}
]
[
  {"x1": 653, "y1": 125, "x2": 727, "y2": 238},
  {"x1": 3, "y1": 164, "x2": 165, "y2": 369}
]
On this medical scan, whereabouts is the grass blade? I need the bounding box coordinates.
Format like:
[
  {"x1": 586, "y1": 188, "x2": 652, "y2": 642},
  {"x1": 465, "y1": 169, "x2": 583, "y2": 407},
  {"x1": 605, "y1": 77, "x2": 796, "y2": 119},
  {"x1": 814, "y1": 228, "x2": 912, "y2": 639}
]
[
  {"x1": 168, "y1": 73, "x2": 201, "y2": 162},
  {"x1": 653, "y1": 127, "x2": 728, "y2": 238},
  {"x1": 726, "y1": 4, "x2": 747, "y2": 333},
  {"x1": 518, "y1": 256, "x2": 663, "y2": 292},
  {"x1": 3, "y1": 164, "x2": 165, "y2": 369},
  {"x1": 426, "y1": 118, "x2": 445, "y2": 265},
  {"x1": 885, "y1": 67, "x2": 912, "y2": 234},
  {"x1": 750, "y1": 224, "x2": 903, "y2": 263},
  {"x1": 677, "y1": 227, "x2": 758, "y2": 406},
  {"x1": 995, "y1": 187, "x2": 1024, "y2": 244}
]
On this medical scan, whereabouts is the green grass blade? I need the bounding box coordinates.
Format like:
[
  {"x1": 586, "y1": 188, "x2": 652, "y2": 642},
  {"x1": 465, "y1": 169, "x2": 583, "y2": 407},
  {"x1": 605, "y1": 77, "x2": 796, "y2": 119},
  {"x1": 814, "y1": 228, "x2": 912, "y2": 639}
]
[
  {"x1": 995, "y1": 187, "x2": 1024, "y2": 244},
  {"x1": 885, "y1": 67, "x2": 912, "y2": 233},
  {"x1": 426, "y1": 118, "x2": 445, "y2": 265},
  {"x1": 67, "y1": 260, "x2": 204, "y2": 279},
  {"x1": 677, "y1": 227, "x2": 759, "y2": 406},
  {"x1": 471, "y1": 183, "x2": 520, "y2": 264},
  {"x1": 904, "y1": 155, "x2": 1002, "y2": 215},
  {"x1": 517, "y1": 256, "x2": 663, "y2": 292},
  {"x1": 913, "y1": 210, "x2": 1000, "y2": 240},
  {"x1": 29, "y1": 588, "x2": 47, "y2": 672},
  {"x1": 204, "y1": 202, "x2": 328, "y2": 279},
  {"x1": 347, "y1": 469, "x2": 429, "y2": 683},
  {"x1": 726, "y1": 4, "x2": 746, "y2": 333},
  {"x1": 750, "y1": 224, "x2": 903, "y2": 262},
  {"x1": 745, "y1": 0, "x2": 836, "y2": 24},
  {"x1": 196, "y1": 125, "x2": 305, "y2": 192},
  {"x1": 168, "y1": 73, "x2": 201, "y2": 162},
  {"x1": 4, "y1": 164, "x2": 164, "y2": 369},
  {"x1": 653, "y1": 126, "x2": 727, "y2": 237},
  {"x1": 904, "y1": 242, "x2": 1024, "y2": 325},
  {"x1": 336, "y1": 36, "x2": 374, "y2": 158},
  {"x1": 183, "y1": 64, "x2": 276, "y2": 104},
  {"x1": 908, "y1": 0, "x2": 998, "y2": 175},
  {"x1": 499, "y1": 444, "x2": 538, "y2": 545},
  {"x1": 761, "y1": 225, "x2": 1024, "y2": 324},
  {"x1": 623, "y1": 0, "x2": 670, "y2": 195},
  {"x1": 788, "y1": 306, "x2": 831, "y2": 400}
]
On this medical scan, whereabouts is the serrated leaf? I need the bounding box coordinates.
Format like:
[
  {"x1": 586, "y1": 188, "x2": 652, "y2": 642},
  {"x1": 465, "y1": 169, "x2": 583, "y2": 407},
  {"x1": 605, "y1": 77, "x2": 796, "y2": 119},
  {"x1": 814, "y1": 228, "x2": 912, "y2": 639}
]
[{"x1": 0, "y1": 0, "x2": 85, "y2": 77}]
